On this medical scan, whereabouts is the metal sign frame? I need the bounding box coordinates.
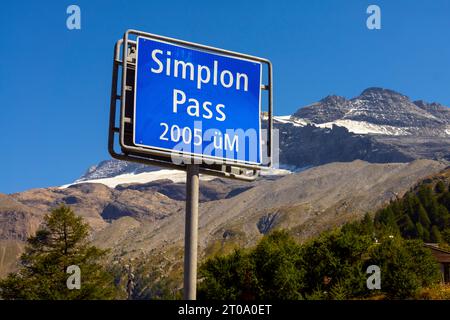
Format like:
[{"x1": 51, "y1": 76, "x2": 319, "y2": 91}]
[
  {"x1": 108, "y1": 29, "x2": 273, "y2": 181},
  {"x1": 108, "y1": 29, "x2": 274, "y2": 300}
]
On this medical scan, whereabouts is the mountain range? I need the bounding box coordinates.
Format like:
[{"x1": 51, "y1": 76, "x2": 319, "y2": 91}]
[
  {"x1": 275, "y1": 87, "x2": 450, "y2": 168},
  {"x1": 1, "y1": 87, "x2": 449, "y2": 282},
  {"x1": 293, "y1": 87, "x2": 449, "y2": 134},
  {"x1": 75, "y1": 87, "x2": 450, "y2": 185}
]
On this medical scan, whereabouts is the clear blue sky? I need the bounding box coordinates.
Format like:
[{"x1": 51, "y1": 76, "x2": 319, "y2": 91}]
[{"x1": 1, "y1": 0, "x2": 450, "y2": 193}]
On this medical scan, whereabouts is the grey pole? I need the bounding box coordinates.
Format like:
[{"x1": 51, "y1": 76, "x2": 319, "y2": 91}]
[{"x1": 184, "y1": 164, "x2": 199, "y2": 300}]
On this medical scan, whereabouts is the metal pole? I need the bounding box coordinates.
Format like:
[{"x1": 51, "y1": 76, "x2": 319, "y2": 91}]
[{"x1": 184, "y1": 164, "x2": 199, "y2": 300}]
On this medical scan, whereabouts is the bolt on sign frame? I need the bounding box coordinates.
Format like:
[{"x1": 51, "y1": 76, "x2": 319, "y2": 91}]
[{"x1": 108, "y1": 29, "x2": 273, "y2": 181}]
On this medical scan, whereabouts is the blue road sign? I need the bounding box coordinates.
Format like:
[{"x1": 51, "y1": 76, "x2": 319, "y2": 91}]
[{"x1": 133, "y1": 36, "x2": 262, "y2": 165}]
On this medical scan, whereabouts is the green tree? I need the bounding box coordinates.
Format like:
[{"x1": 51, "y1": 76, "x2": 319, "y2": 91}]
[
  {"x1": 375, "y1": 181, "x2": 450, "y2": 245},
  {"x1": 415, "y1": 222, "x2": 423, "y2": 240},
  {"x1": 198, "y1": 248, "x2": 257, "y2": 300},
  {"x1": 390, "y1": 200, "x2": 403, "y2": 219},
  {"x1": 442, "y1": 228, "x2": 450, "y2": 244},
  {"x1": 428, "y1": 198, "x2": 439, "y2": 224},
  {"x1": 418, "y1": 205, "x2": 431, "y2": 230},
  {"x1": 418, "y1": 185, "x2": 433, "y2": 212},
  {"x1": 375, "y1": 207, "x2": 400, "y2": 236},
  {"x1": 435, "y1": 181, "x2": 446, "y2": 194},
  {"x1": 251, "y1": 231, "x2": 304, "y2": 299},
  {"x1": 430, "y1": 225, "x2": 443, "y2": 243},
  {"x1": 0, "y1": 205, "x2": 118, "y2": 300},
  {"x1": 400, "y1": 214, "x2": 416, "y2": 238},
  {"x1": 404, "y1": 193, "x2": 421, "y2": 222},
  {"x1": 361, "y1": 213, "x2": 375, "y2": 235},
  {"x1": 367, "y1": 237, "x2": 440, "y2": 299},
  {"x1": 343, "y1": 213, "x2": 375, "y2": 236},
  {"x1": 198, "y1": 231, "x2": 305, "y2": 300},
  {"x1": 404, "y1": 240, "x2": 441, "y2": 287},
  {"x1": 441, "y1": 190, "x2": 450, "y2": 210},
  {"x1": 199, "y1": 225, "x2": 442, "y2": 300},
  {"x1": 301, "y1": 228, "x2": 372, "y2": 299}
]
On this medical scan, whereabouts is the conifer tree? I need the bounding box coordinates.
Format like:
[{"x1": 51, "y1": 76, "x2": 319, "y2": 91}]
[
  {"x1": 0, "y1": 205, "x2": 118, "y2": 300},
  {"x1": 435, "y1": 181, "x2": 446, "y2": 194},
  {"x1": 416, "y1": 222, "x2": 425, "y2": 240},
  {"x1": 418, "y1": 205, "x2": 431, "y2": 230},
  {"x1": 401, "y1": 215, "x2": 416, "y2": 238},
  {"x1": 430, "y1": 225, "x2": 443, "y2": 243},
  {"x1": 418, "y1": 185, "x2": 433, "y2": 211}
]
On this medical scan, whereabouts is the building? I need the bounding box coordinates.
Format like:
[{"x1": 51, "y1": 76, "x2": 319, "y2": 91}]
[{"x1": 424, "y1": 243, "x2": 450, "y2": 283}]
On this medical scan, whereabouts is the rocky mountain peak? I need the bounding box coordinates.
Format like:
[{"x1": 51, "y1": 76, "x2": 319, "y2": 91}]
[
  {"x1": 358, "y1": 87, "x2": 409, "y2": 101},
  {"x1": 319, "y1": 94, "x2": 347, "y2": 105},
  {"x1": 76, "y1": 160, "x2": 159, "y2": 182},
  {"x1": 292, "y1": 94, "x2": 349, "y2": 123},
  {"x1": 413, "y1": 100, "x2": 450, "y2": 121},
  {"x1": 292, "y1": 87, "x2": 448, "y2": 131}
]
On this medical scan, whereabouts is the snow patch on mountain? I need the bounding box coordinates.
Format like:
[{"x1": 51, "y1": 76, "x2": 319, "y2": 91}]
[
  {"x1": 274, "y1": 115, "x2": 411, "y2": 136},
  {"x1": 274, "y1": 116, "x2": 308, "y2": 127},
  {"x1": 315, "y1": 119, "x2": 410, "y2": 135},
  {"x1": 63, "y1": 164, "x2": 292, "y2": 188},
  {"x1": 62, "y1": 169, "x2": 203, "y2": 188}
]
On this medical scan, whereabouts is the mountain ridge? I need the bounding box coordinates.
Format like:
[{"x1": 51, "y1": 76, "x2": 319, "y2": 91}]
[
  {"x1": 292, "y1": 87, "x2": 449, "y2": 132},
  {"x1": 1, "y1": 159, "x2": 448, "y2": 278},
  {"x1": 71, "y1": 87, "x2": 449, "y2": 186},
  {"x1": 2, "y1": 87, "x2": 450, "y2": 280}
]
